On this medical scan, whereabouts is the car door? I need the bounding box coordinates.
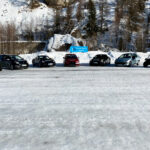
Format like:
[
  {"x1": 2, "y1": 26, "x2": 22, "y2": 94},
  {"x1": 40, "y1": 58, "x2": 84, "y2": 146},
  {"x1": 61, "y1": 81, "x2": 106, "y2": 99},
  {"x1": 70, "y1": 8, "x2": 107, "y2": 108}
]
[{"x1": 2, "y1": 55, "x2": 11, "y2": 69}]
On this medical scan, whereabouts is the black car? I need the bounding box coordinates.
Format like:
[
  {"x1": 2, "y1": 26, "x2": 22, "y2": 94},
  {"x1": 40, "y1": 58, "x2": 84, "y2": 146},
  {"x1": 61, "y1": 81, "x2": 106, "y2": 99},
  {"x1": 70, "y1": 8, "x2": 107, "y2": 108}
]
[
  {"x1": 0, "y1": 55, "x2": 29, "y2": 70},
  {"x1": 0, "y1": 61, "x2": 2, "y2": 71},
  {"x1": 32, "y1": 55, "x2": 56, "y2": 67},
  {"x1": 143, "y1": 56, "x2": 150, "y2": 67},
  {"x1": 90, "y1": 54, "x2": 111, "y2": 66}
]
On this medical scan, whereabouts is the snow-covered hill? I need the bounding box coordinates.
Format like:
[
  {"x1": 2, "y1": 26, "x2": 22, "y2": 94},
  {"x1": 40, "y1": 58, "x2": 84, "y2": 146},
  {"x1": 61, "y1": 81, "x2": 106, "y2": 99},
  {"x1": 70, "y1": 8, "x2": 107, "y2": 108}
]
[
  {"x1": 0, "y1": 0, "x2": 115, "y2": 32},
  {"x1": 0, "y1": 0, "x2": 54, "y2": 32},
  {"x1": 0, "y1": 0, "x2": 150, "y2": 52}
]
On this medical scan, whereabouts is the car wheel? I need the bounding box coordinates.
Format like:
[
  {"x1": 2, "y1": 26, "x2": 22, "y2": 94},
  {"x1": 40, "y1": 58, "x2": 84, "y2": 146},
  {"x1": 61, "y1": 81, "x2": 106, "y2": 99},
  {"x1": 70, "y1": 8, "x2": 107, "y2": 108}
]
[
  {"x1": 39, "y1": 63, "x2": 42, "y2": 67},
  {"x1": 89, "y1": 62, "x2": 93, "y2": 66},
  {"x1": 32, "y1": 63, "x2": 35, "y2": 67},
  {"x1": 115, "y1": 63, "x2": 118, "y2": 67},
  {"x1": 143, "y1": 62, "x2": 148, "y2": 67},
  {"x1": 53, "y1": 63, "x2": 56, "y2": 67}
]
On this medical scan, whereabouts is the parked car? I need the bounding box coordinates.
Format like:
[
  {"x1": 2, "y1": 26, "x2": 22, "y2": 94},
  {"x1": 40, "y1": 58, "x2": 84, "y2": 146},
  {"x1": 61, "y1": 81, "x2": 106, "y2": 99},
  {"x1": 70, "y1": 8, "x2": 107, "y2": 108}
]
[
  {"x1": 0, "y1": 55, "x2": 29, "y2": 70},
  {"x1": 32, "y1": 55, "x2": 56, "y2": 67},
  {"x1": 115, "y1": 53, "x2": 140, "y2": 67},
  {"x1": 143, "y1": 55, "x2": 150, "y2": 67},
  {"x1": 64, "y1": 54, "x2": 80, "y2": 67},
  {"x1": 0, "y1": 61, "x2": 2, "y2": 71},
  {"x1": 90, "y1": 54, "x2": 111, "y2": 66}
]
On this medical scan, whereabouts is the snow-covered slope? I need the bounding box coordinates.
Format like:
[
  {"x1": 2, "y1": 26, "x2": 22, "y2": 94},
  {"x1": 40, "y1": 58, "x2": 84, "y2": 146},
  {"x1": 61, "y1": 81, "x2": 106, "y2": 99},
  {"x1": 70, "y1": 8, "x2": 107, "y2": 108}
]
[
  {"x1": 0, "y1": 0, "x2": 54, "y2": 32},
  {"x1": 47, "y1": 34, "x2": 85, "y2": 51},
  {"x1": 0, "y1": 0, "x2": 116, "y2": 32}
]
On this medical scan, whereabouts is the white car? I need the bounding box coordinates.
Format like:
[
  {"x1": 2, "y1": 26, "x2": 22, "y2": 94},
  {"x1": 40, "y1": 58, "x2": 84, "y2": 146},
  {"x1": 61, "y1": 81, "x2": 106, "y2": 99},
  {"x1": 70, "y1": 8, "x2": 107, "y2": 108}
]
[{"x1": 115, "y1": 53, "x2": 140, "y2": 67}]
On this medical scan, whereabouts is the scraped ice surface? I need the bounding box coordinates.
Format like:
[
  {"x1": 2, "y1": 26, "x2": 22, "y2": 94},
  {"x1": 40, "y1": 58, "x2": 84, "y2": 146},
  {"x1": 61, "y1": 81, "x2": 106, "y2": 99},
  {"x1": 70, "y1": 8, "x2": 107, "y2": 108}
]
[{"x1": 0, "y1": 67, "x2": 150, "y2": 150}]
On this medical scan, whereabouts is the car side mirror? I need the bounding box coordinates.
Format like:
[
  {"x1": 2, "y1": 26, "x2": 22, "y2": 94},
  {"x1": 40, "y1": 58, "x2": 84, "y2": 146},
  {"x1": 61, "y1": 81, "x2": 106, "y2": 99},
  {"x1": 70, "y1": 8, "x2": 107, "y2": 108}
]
[{"x1": 132, "y1": 56, "x2": 135, "y2": 59}]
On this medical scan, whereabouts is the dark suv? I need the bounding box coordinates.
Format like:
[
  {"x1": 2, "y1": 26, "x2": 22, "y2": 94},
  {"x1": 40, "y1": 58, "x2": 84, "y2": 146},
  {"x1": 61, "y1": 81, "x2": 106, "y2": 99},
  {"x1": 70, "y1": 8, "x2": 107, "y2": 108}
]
[
  {"x1": 0, "y1": 55, "x2": 29, "y2": 70},
  {"x1": 32, "y1": 55, "x2": 56, "y2": 67},
  {"x1": 90, "y1": 54, "x2": 111, "y2": 66},
  {"x1": 143, "y1": 55, "x2": 150, "y2": 67}
]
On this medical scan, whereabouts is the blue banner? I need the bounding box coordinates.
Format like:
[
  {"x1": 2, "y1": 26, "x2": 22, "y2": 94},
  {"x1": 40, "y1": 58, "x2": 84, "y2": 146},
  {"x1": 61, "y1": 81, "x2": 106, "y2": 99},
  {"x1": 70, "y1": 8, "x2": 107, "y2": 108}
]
[{"x1": 70, "y1": 46, "x2": 88, "y2": 53}]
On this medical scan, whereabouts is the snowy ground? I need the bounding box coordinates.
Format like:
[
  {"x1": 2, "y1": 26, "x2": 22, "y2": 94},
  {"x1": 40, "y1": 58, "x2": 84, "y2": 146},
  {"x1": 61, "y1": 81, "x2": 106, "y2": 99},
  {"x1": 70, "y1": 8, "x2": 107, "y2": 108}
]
[{"x1": 0, "y1": 66, "x2": 150, "y2": 150}]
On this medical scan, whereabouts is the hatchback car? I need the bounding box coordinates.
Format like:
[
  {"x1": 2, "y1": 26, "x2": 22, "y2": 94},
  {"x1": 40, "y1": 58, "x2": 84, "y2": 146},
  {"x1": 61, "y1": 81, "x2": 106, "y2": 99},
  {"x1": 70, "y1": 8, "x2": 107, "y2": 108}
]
[
  {"x1": 64, "y1": 54, "x2": 79, "y2": 67},
  {"x1": 90, "y1": 54, "x2": 111, "y2": 66},
  {"x1": 143, "y1": 55, "x2": 150, "y2": 67},
  {"x1": 0, "y1": 55, "x2": 29, "y2": 70},
  {"x1": 115, "y1": 53, "x2": 140, "y2": 67},
  {"x1": 32, "y1": 55, "x2": 56, "y2": 67}
]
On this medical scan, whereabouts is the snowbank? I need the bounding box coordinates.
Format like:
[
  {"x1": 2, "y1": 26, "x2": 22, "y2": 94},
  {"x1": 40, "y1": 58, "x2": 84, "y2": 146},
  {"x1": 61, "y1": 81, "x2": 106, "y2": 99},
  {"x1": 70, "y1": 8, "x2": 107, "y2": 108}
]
[{"x1": 20, "y1": 51, "x2": 150, "y2": 66}]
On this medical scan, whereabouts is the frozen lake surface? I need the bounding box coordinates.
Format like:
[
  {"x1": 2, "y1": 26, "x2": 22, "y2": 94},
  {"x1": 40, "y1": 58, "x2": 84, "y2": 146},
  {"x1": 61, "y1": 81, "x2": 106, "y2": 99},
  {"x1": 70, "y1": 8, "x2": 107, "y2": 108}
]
[{"x1": 0, "y1": 66, "x2": 150, "y2": 150}]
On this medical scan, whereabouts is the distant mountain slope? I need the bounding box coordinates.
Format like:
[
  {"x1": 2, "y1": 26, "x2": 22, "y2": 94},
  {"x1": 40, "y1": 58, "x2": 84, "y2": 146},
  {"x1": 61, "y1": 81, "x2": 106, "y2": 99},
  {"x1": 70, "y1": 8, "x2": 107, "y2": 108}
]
[
  {"x1": 0, "y1": 0, "x2": 54, "y2": 30},
  {"x1": 0, "y1": 0, "x2": 150, "y2": 52}
]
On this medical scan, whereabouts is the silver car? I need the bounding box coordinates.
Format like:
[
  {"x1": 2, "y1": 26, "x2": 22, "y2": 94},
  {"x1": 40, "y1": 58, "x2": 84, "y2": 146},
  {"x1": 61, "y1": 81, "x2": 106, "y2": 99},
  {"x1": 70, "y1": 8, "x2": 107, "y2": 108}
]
[{"x1": 115, "y1": 53, "x2": 140, "y2": 67}]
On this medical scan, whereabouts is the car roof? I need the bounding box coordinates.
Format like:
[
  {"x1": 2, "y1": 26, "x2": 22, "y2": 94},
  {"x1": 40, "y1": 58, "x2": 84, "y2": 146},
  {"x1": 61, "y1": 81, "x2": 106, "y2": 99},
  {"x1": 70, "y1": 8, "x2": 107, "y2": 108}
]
[
  {"x1": 65, "y1": 54, "x2": 77, "y2": 56},
  {"x1": 95, "y1": 54, "x2": 108, "y2": 56},
  {"x1": 38, "y1": 55, "x2": 48, "y2": 57},
  {"x1": 122, "y1": 52, "x2": 136, "y2": 55}
]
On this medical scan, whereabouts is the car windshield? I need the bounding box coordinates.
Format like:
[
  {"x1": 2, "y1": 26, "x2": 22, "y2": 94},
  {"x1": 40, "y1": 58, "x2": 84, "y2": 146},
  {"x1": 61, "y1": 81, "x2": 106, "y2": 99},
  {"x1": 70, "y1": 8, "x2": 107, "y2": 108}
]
[
  {"x1": 39, "y1": 56, "x2": 50, "y2": 60},
  {"x1": 11, "y1": 55, "x2": 23, "y2": 60},
  {"x1": 120, "y1": 54, "x2": 132, "y2": 59},
  {"x1": 95, "y1": 55, "x2": 107, "y2": 58},
  {"x1": 66, "y1": 55, "x2": 77, "y2": 59}
]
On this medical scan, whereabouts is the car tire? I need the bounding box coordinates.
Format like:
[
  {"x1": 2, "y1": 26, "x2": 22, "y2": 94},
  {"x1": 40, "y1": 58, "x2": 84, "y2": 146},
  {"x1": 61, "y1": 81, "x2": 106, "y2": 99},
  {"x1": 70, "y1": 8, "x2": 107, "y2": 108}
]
[
  {"x1": 143, "y1": 62, "x2": 148, "y2": 67},
  {"x1": 115, "y1": 64, "x2": 118, "y2": 67},
  {"x1": 32, "y1": 63, "x2": 35, "y2": 67},
  {"x1": 89, "y1": 62, "x2": 94, "y2": 66},
  {"x1": 39, "y1": 63, "x2": 42, "y2": 67}
]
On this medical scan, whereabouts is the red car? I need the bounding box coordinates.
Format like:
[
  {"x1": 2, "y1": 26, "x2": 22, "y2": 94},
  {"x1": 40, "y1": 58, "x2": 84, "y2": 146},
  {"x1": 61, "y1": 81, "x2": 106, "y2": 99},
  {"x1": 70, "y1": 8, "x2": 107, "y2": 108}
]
[{"x1": 64, "y1": 54, "x2": 80, "y2": 67}]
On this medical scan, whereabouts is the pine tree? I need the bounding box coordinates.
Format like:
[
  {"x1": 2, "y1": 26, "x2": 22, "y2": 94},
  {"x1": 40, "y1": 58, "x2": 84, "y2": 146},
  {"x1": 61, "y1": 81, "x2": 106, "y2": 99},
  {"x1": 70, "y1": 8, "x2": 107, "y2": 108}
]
[
  {"x1": 54, "y1": 9, "x2": 61, "y2": 34},
  {"x1": 98, "y1": 0, "x2": 109, "y2": 33},
  {"x1": 63, "y1": 5, "x2": 75, "y2": 34},
  {"x1": 124, "y1": 0, "x2": 146, "y2": 50},
  {"x1": 76, "y1": 0, "x2": 83, "y2": 23},
  {"x1": 86, "y1": 0, "x2": 97, "y2": 36},
  {"x1": 114, "y1": 0, "x2": 124, "y2": 50}
]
